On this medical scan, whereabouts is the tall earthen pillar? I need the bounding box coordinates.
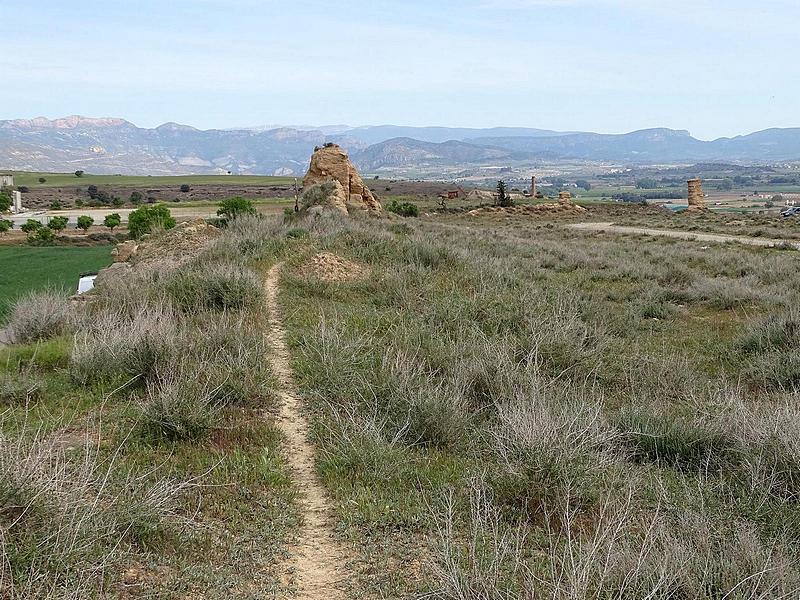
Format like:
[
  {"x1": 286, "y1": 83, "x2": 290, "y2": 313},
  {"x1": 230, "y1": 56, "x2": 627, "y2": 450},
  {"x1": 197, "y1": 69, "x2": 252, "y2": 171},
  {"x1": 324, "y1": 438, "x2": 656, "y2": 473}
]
[{"x1": 687, "y1": 178, "x2": 706, "y2": 211}]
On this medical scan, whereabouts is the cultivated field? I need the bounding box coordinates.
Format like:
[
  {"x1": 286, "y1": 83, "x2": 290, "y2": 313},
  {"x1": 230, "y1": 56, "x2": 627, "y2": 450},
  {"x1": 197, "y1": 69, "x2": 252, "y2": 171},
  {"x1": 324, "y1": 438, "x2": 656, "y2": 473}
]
[
  {"x1": 0, "y1": 245, "x2": 113, "y2": 320},
  {"x1": 3, "y1": 203, "x2": 800, "y2": 598}
]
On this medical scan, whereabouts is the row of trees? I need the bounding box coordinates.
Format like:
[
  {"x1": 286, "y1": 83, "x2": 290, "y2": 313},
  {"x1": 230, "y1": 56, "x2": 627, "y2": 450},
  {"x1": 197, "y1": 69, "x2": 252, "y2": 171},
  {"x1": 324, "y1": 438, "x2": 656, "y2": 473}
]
[{"x1": 1, "y1": 196, "x2": 256, "y2": 244}]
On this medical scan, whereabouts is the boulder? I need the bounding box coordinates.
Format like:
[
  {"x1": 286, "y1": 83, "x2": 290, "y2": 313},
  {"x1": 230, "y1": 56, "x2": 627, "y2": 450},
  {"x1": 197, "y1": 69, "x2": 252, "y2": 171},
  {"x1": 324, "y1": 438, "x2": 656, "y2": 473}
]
[
  {"x1": 303, "y1": 144, "x2": 382, "y2": 213},
  {"x1": 111, "y1": 240, "x2": 139, "y2": 263}
]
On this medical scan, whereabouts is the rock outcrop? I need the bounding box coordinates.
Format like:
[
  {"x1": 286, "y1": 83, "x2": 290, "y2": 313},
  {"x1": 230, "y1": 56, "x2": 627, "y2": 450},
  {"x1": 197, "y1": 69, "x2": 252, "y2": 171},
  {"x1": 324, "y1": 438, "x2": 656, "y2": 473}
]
[
  {"x1": 303, "y1": 144, "x2": 382, "y2": 213},
  {"x1": 687, "y1": 178, "x2": 706, "y2": 211},
  {"x1": 95, "y1": 219, "x2": 221, "y2": 293}
]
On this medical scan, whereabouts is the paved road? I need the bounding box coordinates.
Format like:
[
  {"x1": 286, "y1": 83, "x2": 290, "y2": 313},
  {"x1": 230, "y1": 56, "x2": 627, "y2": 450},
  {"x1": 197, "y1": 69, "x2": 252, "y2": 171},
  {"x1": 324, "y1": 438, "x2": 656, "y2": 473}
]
[
  {"x1": 6, "y1": 202, "x2": 291, "y2": 228},
  {"x1": 569, "y1": 222, "x2": 800, "y2": 250}
]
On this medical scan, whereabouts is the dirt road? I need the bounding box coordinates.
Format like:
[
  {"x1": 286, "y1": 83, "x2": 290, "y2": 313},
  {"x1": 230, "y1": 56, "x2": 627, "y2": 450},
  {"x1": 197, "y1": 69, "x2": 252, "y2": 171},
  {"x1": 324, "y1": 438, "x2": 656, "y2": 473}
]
[
  {"x1": 569, "y1": 222, "x2": 800, "y2": 249},
  {"x1": 263, "y1": 263, "x2": 350, "y2": 599}
]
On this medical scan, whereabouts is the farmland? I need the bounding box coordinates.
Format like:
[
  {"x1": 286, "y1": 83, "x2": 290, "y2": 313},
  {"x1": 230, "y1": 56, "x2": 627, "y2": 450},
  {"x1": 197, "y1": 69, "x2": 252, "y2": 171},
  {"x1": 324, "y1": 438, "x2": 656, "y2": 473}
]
[{"x1": 0, "y1": 245, "x2": 113, "y2": 320}]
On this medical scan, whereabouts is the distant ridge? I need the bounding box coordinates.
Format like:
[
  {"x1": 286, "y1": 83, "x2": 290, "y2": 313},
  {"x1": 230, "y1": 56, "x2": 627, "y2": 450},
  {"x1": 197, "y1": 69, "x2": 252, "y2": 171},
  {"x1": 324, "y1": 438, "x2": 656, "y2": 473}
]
[{"x1": 1, "y1": 116, "x2": 799, "y2": 175}]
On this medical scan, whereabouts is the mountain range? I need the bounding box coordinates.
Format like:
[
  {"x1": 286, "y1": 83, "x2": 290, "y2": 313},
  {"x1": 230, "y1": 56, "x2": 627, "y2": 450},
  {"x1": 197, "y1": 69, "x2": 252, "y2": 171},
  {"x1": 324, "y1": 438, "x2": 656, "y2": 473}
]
[{"x1": 1, "y1": 116, "x2": 799, "y2": 177}]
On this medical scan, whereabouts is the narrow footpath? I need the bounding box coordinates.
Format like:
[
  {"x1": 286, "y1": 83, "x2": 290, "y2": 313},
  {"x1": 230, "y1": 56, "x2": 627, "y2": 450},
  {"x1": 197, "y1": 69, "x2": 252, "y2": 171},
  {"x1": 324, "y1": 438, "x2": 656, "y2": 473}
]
[{"x1": 263, "y1": 263, "x2": 349, "y2": 599}]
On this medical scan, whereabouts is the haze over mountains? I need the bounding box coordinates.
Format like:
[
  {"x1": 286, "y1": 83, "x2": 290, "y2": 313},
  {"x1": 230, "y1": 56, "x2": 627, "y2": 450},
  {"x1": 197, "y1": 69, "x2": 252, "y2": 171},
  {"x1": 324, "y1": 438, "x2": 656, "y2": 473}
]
[{"x1": 1, "y1": 116, "x2": 799, "y2": 177}]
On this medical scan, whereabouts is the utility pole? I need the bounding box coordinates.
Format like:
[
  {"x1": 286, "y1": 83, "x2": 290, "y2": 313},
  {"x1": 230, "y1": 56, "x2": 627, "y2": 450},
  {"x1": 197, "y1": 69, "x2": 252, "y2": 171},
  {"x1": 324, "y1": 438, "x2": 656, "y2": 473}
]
[{"x1": 294, "y1": 178, "x2": 299, "y2": 212}]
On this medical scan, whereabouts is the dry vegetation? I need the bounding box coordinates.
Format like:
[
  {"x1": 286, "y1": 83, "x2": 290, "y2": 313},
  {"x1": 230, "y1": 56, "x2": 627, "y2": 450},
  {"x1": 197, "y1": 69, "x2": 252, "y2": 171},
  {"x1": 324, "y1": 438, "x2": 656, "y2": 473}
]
[{"x1": 3, "y1": 207, "x2": 800, "y2": 598}]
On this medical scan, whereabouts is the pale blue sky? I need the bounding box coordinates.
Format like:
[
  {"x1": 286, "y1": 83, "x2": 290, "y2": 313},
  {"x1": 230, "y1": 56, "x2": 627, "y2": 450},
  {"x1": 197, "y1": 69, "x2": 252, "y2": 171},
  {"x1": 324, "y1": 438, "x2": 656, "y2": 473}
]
[{"x1": 1, "y1": 0, "x2": 797, "y2": 139}]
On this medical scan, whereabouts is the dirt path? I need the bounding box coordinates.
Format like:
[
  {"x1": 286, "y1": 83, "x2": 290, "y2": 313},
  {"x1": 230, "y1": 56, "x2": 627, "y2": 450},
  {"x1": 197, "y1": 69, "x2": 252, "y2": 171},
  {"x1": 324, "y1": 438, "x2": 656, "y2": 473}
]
[
  {"x1": 569, "y1": 222, "x2": 800, "y2": 249},
  {"x1": 263, "y1": 263, "x2": 349, "y2": 600}
]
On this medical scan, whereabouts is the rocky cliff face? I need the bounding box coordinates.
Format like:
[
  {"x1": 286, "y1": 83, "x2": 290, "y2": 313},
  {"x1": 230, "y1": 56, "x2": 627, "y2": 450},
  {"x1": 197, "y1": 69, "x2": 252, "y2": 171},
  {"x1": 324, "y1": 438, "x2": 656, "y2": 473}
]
[{"x1": 303, "y1": 144, "x2": 381, "y2": 213}]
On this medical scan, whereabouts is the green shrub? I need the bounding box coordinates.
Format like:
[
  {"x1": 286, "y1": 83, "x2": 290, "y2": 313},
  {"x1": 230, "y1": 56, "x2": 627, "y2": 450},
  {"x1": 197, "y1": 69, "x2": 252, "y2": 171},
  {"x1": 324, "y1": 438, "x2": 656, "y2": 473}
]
[
  {"x1": 103, "y1": 213, "x2": 121, "y2": 231},
  {"x1": 139, "y1": 372, "x2": 220, "y2": 442},
  {"x1": 20, "y1": 219, "x2": 42, "y2": 235},
  {"x1": 387, "y1": 199, "x2": 420, "y2": 218},
  {"x1": 127, "y1": 204, "x2": 176, "y2": 239},
  {"x1": 47, "y1": 216, "x2": 68, "y2": 232},
  {"x1": 300, "y1": 182, "x2": 337, "y2": 210},
  {"x1": 164, "y1": 262, "x2": 263, "y2": 312},
  {"x1": 76, "y1": 215, "x2": 94, "y2": 231},
  {"x1": 28, "y1": 226, "x2": 56, "y2": 245},
  {"x1": 0, "y1": 219, "x2": 12, "y2": 234},
  {"x1": 217, "y1": 196, "x2": 255, "y2": 223},
  {"x1": 615, "y1": 407, "x2": 738, "y2": 470}
]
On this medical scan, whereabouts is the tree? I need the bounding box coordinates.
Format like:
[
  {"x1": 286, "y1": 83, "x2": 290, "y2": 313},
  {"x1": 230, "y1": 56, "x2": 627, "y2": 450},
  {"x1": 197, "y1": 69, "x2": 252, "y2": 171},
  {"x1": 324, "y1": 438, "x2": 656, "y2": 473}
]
[
  {"x1": 38, "y1": 177, "x2": 47, "y2": 184},
  {"x1": 76, "y1": 215, "x2": 94, "y2": 232},
  {"x1": 717, "y1": 179, "x2": 734, "y2": 191},
  {"x1": 576, "y1": 179, "x2": 592, "y2": 191},
  {"x1": 75, "y1": 170, "x2": 85, "y2": 178},
  {"x1": 104, "y1": 213, "x2": 122, "y2": 231},
  {"x1": 128, "y1": 204, "x2": 175, "y2": 239},
  {"x1": 635, "y1": 178, "x2": 659, "y2": 189},
  {"x1": 30, "y1": 227, "x2": 55, "y2": 245},
  {"x1": 50, "y1": 200, "x2": 63, "y2": 210},
  {"x1": 0, "y1": 191, "x2": 11, "y2": 212},
  {"x1": 129, "y1": 190, "x2": 144, "y2": 204},
  {"x1": 496, "y1": 180, "x2": 513, "y2": 208},
  {"x1": 47, "y1": 216, "x2": 68, "y2": 232},
  {"x1": 217, "y1": 197, "x2": 256, "y2": 223},
  {"x1": 0, "y1": 219, "x2": 12, "y2": 234},
  {"x1": 21, "y1": 219, "x2": 43, "y2": 234},
  {"x1": 180, "y1": 184, "x2": 191, "y2": 193}
]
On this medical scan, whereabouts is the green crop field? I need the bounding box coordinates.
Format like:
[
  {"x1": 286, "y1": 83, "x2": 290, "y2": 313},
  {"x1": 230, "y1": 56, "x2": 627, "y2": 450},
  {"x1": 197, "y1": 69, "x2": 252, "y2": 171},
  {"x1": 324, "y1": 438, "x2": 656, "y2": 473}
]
[
  {"x1": 0, "y1": 245, "x2": 113, "y2": 321},
  {"x1": 6, "y1": 171, "x2": 295, "y2": 189}
]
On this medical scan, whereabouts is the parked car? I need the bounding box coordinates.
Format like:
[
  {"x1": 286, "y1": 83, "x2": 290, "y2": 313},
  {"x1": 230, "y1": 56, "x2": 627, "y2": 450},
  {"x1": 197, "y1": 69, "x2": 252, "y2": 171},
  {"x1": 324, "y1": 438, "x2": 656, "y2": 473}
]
[{"x1": 781, "y1": 206, "x2": 800, "y2": 218}]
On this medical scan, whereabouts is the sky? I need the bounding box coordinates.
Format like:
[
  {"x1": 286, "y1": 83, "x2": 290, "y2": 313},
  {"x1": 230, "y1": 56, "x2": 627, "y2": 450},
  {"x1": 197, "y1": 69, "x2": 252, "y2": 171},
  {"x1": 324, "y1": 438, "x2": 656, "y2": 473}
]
[{"x1": 0, "y1": 0, "x2": 797, "y2": 140}]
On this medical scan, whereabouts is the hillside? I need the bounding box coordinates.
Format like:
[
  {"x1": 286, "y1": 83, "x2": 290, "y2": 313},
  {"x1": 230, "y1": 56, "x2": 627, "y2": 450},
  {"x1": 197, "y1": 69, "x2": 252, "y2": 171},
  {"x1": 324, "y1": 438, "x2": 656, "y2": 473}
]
[
  {"x1": 351, "y1": 137, "x2": 542, "y2": 170},
  {"x1": 3, "y1": 117, "x2": 800, "y2": 177}
]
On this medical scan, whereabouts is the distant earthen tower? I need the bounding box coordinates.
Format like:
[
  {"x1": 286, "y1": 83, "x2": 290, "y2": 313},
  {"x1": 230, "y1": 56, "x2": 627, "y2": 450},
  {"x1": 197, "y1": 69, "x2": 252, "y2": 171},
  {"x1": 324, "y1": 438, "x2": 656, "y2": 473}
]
[
  {"x1": 531, "y1": 175, "x2": 537, "y2": 197},
  {"x1": 687, "y1": 178, "x2": 706, "y2": 211}
]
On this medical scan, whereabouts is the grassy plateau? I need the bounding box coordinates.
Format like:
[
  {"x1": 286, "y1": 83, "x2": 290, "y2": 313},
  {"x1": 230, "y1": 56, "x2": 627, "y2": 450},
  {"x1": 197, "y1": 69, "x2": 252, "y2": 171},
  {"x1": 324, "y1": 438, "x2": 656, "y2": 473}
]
[{"x1": 3, "y1": 202, "x2": 800, "y2": 598}]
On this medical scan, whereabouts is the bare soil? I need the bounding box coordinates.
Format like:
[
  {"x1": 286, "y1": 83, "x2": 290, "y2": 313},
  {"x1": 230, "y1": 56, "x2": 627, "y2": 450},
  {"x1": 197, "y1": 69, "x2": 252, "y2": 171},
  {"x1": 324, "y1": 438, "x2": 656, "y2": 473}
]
[
  {"x1": 299, "y1": 252, "x2": 369, "y2": 283},
  {"x1": 263, "y1": 263, "x2": 351, "y2": 599}
]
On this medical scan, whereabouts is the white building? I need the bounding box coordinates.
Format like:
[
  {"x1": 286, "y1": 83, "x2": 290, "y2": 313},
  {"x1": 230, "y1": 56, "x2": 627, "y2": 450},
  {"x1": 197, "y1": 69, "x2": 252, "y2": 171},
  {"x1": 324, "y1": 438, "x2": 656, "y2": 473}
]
[{"x1": 0, "y1": 174, "x2": 13, "y2": 188}]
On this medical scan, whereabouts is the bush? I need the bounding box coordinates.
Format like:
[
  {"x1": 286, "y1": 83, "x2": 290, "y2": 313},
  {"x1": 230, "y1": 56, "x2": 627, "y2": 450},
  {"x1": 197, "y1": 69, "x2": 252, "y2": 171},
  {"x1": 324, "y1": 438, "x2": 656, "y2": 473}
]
[
  {"x1": 387, "y1": 199, "x2": 419, "y2": 217},
  {"x1": 0, "y1": 191, "x2": 10, "y2": 212},
  {"x1": 103, "y1": 213, "x2": 121, "y2": 231},
  {"x1": 0, "y1": 219, "x2": 12, "y2": 234},
  {"x1": 129, "y1": 190, "x2": 143, "y2": 204},
  {"x1": 164, "y1": 262, "x2": 263, "y2": 312},
  {"x1": 300, "y1": 182, "x2": 337, "y2": 210},
  {"x1": 49, "y1": 200, "x2": 62, "y2": 210},
  {"x1": 217, "y1": 196, "x2": 256, "y2": 224},
  {"x1": 28, "y1": 226, "x2": 56, "y2": 246},
  {"x1": 20, "y1": 219, "x2": 42, "y2": 234},
  {"x1": 76, "y1": 215, "x2": 94, "y2": 231},
  {"x1": 70, "y1": 302, "x2": 178, "y2": 385},
  {"x1": 74, "y1": 170, "x2": 84, "y2": 177},
  {"x1": 128, "y1": 204, "x2": 176, "y2": 239},
  {"x1": 8, "y1": 289, "x2": 75, "y2": 343},
  {"x1": 47, "y1": 216, "x2": 68, "y2": 232},
  {"x1": 180, "y1": 184, "x2": 191, "y2": 193},
  {"x1": 139, "y1": 369, "x2": 220, "y2": 442},
  {"x1": 17, "y1": 186, "x2": 29, "y2": 193},
  {"x1": 38, "y1": 177, "x2": 46, "y2": 183},
  {"x1": 0, "y1": 427, "x2": 185, "y2": 596}
]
